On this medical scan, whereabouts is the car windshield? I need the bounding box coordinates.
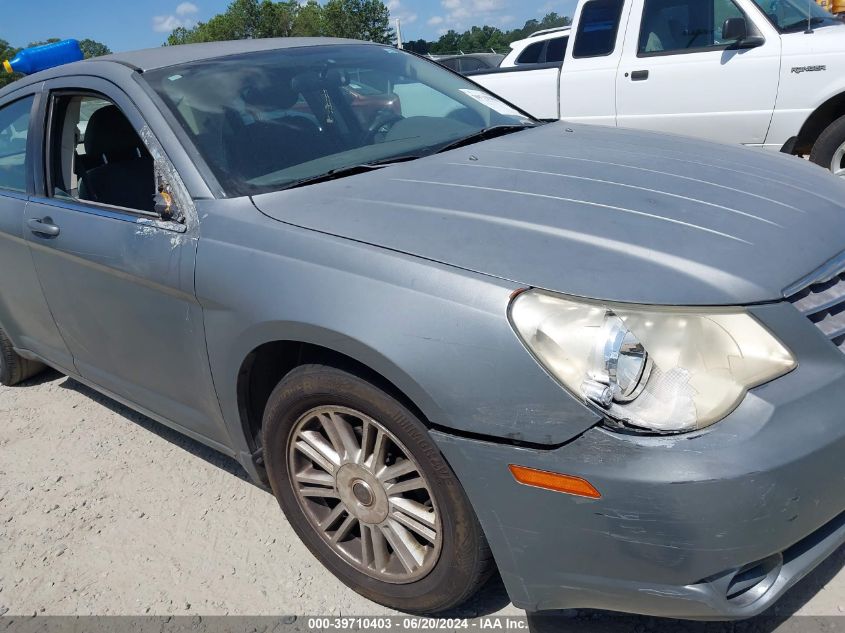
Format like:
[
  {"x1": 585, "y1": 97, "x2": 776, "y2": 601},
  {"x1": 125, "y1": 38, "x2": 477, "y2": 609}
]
[
  {"x1": 750, "y1": 0, "x2": 841, "y2": 32},
  {"x1": 143, "y1": 44, "x2": 535, "y2": 196}
]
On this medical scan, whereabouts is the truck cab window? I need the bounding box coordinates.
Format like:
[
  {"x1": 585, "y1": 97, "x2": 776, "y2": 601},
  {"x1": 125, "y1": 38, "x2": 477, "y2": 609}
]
[
  {"x1": 546, "y1": 37, "x2": 569, "y2": 63},
  {"x1": 0, "y1": 96, "x2": 34, "y2": 193},
  {"x1": 639, "y1": 0, "x2": 745, "y2": 55},
  {"x1": 48, "y1": 95, "x2": 156, "y2": 213},
  {"x1": 573, "y1": 0, "x2": 625, "y2": 58},
  {"x1": 517, "y1": 41, "x2": 546, "y2": 64}
]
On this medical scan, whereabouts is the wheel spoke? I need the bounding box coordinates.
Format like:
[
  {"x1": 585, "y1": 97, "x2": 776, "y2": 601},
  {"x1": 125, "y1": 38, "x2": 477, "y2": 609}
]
[
  {"x1": 390, "y1": 508, "x2": 437, "y2": 544},
  {"x1": 381, "y1": 520, "x2": 424, "y2": 572},
  {"x1": 367, "y1": 429, "x2": 388, "y2": 471},
  {"x1": 295, "y1": 467, "x2": 335, "y2": 487},
  {"x1": 386, "y1": 477, "x2": 426, "y2": 496},
  {"x1": 377, "y1": 458, "x2": 418, "y2": 483},
  {"x1": 300, "y1": 487, "x2": 340, "y2": 499},
  {"x1": 391, "y1": 497, "x2": 436, "y2": 530},
  {"x1": 359, "y1": 419, "x2": 374, "y2": 465},
  {"x1": 296, "y1": 431, "x2": 341, "y2": 474},
  {"x1": 362, "y1": 524, "x2": 389, "y2": 572},
  {"x1": 319, "y1": 502, "x2": 346, "y2": 530},
  {"x1": 318, "y1": 412, "x2": 361, "y2": 463},
  {"x1": 331, "y1": 515, "x2": 357, "y2": 543}
]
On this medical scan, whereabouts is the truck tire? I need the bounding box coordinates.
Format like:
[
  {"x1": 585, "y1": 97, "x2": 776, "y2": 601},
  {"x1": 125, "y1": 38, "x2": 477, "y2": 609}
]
[
  {"x1": 0, "y1": 327, "x2": 45, "y2": 386},
  {"x1": 810, "y1": 114, "x2": 845, "y2": 178},
  {"x1": 262, "y1": 364, "x2": 495, "y2": 613}
]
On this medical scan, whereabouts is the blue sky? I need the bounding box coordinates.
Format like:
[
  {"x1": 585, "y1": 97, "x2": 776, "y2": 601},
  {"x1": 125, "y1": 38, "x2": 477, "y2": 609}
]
[{"x1": 4, "y1": 0, "x2": 578, "y2": 52}]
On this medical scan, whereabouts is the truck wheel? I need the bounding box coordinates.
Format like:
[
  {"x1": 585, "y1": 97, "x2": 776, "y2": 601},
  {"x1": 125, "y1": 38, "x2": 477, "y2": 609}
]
[
  {"x1": 262, "y1": 364, "x2": 494, "y2": 613},
  {"x1": 810, "y1": 114, "x2": 845, "y2": 178},
  {"x1": 0, "y1": 327, "x2": 45, "y2": 386}
]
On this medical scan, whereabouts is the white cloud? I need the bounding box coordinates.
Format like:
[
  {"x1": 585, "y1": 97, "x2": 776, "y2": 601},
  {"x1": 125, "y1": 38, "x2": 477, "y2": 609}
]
[
  {"x1": 437, "y1": 0, "x2": 511, "y2": 31},
  {"x1": 388, "y1": 0, "x2": 418, "y2": 26},
  {"x1": 427, "y1": 15, "x2": 445, "y2": 26},
  {"x1": 538, "y1": 0, "x2": 578, "y2": 14},
  {"x1": 176, "y1": 2, "x2": 199, "y2": 16},
  {"x1": 153, "y1": 3, "x2": 199, "y2": 33}
]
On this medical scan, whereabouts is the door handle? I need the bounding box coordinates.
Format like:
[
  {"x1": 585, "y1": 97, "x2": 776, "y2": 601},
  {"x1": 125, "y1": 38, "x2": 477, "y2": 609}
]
[
  {"x1": 27, "y1": 218, "x2": 61, "y2": 237},
  {"x1": 631, "y1": 70, "x2": 649, "y2": 81}
]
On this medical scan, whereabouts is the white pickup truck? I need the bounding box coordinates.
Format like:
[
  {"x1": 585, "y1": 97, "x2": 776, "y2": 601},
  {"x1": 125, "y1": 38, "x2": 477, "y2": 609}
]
[{"x1": 470, "y1": 0, "x2": 845, "y2": 176}]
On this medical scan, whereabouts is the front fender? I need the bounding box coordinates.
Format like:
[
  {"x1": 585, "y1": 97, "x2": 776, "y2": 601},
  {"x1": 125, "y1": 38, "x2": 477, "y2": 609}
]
[{"x1": 195, "y1": 199, "x2": 599, "y2": 453}]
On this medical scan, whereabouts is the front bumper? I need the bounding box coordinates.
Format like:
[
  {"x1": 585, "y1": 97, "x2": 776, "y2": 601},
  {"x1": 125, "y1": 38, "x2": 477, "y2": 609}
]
[{"x1": 432, "y1": 303, "x2": 845, "y2": 619}]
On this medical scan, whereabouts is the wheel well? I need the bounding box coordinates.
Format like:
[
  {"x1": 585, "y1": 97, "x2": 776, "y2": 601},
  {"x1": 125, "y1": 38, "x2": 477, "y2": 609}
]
[
  {"x1": 795, "y1": 93, "x2": 845, "y2": 155},
  {"x1": 237, "y1": 341, "x2": 428, "y2": 464}
]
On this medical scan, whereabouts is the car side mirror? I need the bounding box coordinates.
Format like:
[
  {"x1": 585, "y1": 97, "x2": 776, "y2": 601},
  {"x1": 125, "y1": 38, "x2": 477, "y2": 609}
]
[
  {"x1": 723, "y1": 17, "x2": 765, "y2": 49},
  {"x1": 722, "y1": 17, "x2": 748, "y2": 41},
  {"x1": 735, "y1": 35, "x2": 765, "y2": 49}
]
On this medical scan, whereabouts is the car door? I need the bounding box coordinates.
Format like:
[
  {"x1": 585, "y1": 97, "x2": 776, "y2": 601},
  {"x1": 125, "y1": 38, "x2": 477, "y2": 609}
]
[
  {"x1": 560, "y1": 0, "x2": 632, "y2": 127},
  {"x1": 615, "y1": 0, "x2": 781, "y2": 144},
  {"x1": 0, "y1": 90, "x2": 74, "y2": 372},
  {"x1": 24, "y1": 76, "x2": 230, "y2": 447}
]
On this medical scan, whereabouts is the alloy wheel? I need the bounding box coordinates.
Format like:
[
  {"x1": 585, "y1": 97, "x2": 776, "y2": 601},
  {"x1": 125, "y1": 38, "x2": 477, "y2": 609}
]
[
  {"x1": 287, "y1": 406, "x2": 442, "y2": 584},
  {"x1": 831, "y1": 142, "x2": 845, "y2": 178}
]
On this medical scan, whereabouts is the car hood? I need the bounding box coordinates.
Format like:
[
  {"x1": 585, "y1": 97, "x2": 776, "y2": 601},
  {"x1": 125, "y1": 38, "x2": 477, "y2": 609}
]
[{"x1": 253, "y1": 122, "x2": 845, "y2": 305}]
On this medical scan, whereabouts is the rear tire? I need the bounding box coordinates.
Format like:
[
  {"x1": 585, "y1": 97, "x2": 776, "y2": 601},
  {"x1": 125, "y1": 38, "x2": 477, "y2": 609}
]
[
  {"x1": 810, "y1": 114, "x2": 845, "y2": 178},
  {"x1": 262, "y1": 364, "x2": 494, "y2": 614},
  {"x1": 0, "y1": 327, "x2": 45, "y2": 386}
]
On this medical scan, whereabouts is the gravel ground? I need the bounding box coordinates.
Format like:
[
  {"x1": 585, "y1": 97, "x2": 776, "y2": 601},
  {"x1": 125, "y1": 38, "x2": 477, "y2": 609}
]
[{"x1": 2, "y1": 370, "x2": 845, "y2": 630}]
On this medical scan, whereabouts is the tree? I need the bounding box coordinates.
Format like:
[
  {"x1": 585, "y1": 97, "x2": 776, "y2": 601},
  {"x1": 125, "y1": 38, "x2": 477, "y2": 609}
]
[
  {"x1": 323, "y1": 0, "x2": 394, "y2": 43},
  {"x1": 428, "y1": 12, "x2": 572, "y2": 54},
  {"x1": 79, "y1": 39, "x2": 112, "y2": 59},
  {"x1": 164, "y1": 0, "x2": 394, "y2": 45},
  {"x1": 404, "y1": 39, "x2": 430, "y2": 55},
  {"x1": 256, "y1": 0, "x2": 300, "y2": 38},
  {"x1": 0, "y1": 39, "x2": 21, "y2": 90},
  {"x1": 292, "y1": 0, "x2": 325, "y2": 37}
]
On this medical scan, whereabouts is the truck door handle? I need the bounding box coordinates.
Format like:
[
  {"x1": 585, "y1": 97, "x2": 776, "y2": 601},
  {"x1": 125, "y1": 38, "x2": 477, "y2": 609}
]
[
  {"x1": 27, "y1": 218, "x2": 61, "y2": 237},
  {"x1": 630, "y1": 70, "x2": 649, "y2": 81}
]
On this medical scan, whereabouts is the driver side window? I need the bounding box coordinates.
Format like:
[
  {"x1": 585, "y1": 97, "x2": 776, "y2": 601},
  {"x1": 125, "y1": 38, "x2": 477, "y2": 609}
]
[
  {"x1": 638, "y1": 0, "x2": 745, "y2": 55},
  {"x1": 48, "y1": 93, "x2": 157, "y2": 214}
]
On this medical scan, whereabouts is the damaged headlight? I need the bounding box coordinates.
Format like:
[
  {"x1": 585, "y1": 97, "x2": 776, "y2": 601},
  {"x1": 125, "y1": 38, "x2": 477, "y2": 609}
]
[{"x1": 509, "y1": 290, "x2": 796, "y2": 433}]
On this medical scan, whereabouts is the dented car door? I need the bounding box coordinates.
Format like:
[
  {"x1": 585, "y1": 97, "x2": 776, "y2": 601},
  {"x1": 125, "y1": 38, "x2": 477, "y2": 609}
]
[{"x1": 23, "y1": 76, "x2": 228, "y2": 446}]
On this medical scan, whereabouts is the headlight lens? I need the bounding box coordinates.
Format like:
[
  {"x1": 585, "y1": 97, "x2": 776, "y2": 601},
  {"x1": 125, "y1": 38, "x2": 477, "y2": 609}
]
[{"x1": 510, "y1": 290, "x2": 796, "y2": 433}]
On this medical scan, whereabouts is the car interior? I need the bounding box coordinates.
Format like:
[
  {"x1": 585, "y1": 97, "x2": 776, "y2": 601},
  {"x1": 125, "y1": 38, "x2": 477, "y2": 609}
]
[
  {"x1": 49, "y1": 95, "x2": 156, "y2": 213},
  {"x1": 639, "y1": 0, "x2": 744, "y2": 54}
]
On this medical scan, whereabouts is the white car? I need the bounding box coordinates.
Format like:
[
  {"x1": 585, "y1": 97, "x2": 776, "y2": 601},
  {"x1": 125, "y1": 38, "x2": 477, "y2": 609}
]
[
  {"x1": 499, "y1": 27, "x2": 571, "y2": 68},
  {"x1": 471, "y1": 0, "x2": 845, "y2": 177}
]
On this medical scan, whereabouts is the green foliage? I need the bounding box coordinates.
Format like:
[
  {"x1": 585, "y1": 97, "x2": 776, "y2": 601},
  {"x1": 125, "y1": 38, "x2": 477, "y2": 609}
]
[
  {"x1": 79, "y1": 39, "x2": 113, "y2": 59},
  {"x1": 323, "y1": 0, "x2": 394, "y2": 44},
  {"x1": 0, "y1": 37, "x2": 111, "y2": 90},
  {"x1": 427, "y1": 12, "x2": 572, "y2": 55},
  {"x1": 292, "y1": 1, "x2": 325, "y2": 37},
  {"x1": 165, "y1": 0, "x2": 392, "y2": 45}
]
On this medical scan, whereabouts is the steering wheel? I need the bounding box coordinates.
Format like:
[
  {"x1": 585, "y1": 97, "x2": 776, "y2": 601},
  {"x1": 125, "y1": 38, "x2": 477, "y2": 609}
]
[{"x1": 364, "y1": 111, "x2": 405, "y2": 144}]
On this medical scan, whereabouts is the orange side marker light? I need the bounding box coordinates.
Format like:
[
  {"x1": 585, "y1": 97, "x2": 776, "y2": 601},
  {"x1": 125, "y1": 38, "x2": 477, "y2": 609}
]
[{"x1": 508, "y1": 465, "x2": 601, "y2": 499}]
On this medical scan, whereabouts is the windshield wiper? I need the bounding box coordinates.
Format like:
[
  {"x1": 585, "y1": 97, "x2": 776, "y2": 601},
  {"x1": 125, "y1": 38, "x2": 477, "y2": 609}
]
[
  {"x1": 433, "y1": 124, "x2": 536, "y2": 155},
  {"x1": 276, "y1": 155, "x2": 420, "y2": 191},
  {"x1": 781, "y1": 16, "x2": 828, "y2": 32}
]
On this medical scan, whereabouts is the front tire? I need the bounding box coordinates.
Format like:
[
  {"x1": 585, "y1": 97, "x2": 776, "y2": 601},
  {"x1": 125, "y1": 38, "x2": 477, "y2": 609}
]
[
  {"x1": 0, "y1": 327, "x2": 44, "y2": 386},
  {"x1": 810, "y1": 114, "x2": 845, "y2": 178},
  {"x1": 262, "y1": 364, "x2": 494, "y2": 613}
]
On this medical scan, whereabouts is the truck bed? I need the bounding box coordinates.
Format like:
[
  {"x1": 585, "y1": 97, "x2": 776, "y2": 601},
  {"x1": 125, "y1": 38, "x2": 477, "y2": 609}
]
[{"x1": 465, "y1": 62, "x2": 562, "y2": 120}]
